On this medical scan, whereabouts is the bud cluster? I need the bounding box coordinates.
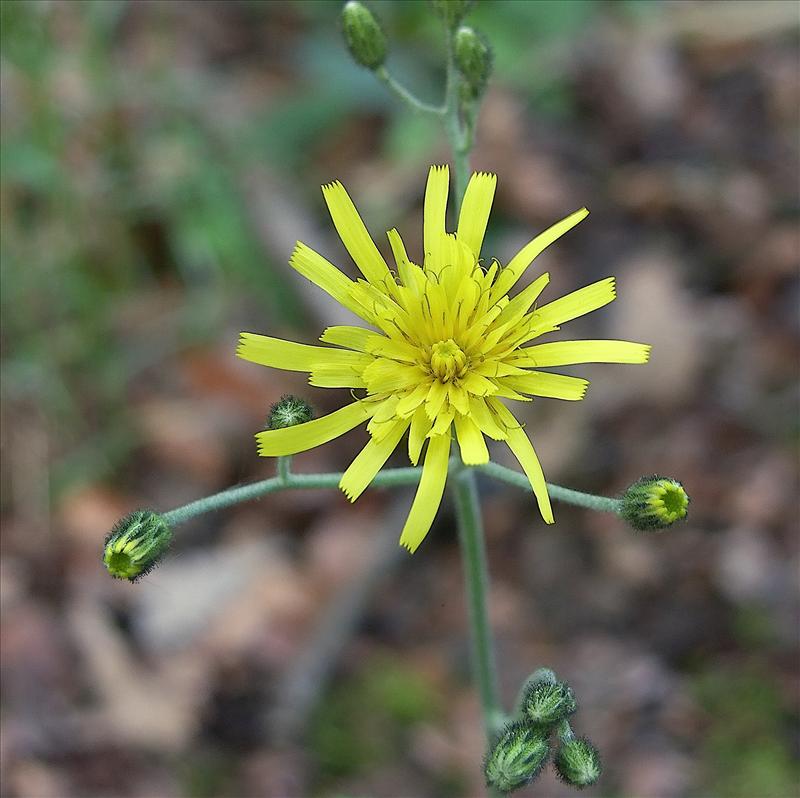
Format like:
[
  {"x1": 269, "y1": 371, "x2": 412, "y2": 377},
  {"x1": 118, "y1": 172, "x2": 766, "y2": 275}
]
[{"x1": 484, "y1": 670, "x2": 602, "y2": 793}]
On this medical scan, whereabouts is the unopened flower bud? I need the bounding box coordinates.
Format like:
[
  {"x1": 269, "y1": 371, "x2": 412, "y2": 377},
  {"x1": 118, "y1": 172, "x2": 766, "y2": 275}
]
[
  {"x1": 454, "y1": 26, "x2": 492, "y2": 99},
  {"x1": 267, "y1": 395, "x2": 314, "y2": 430},
  {"x1": 523, "y1": 678, "x2": 577, "y2": 729},
  {"x1": 619, "y1": 475, "x2": 690, "y2": 531},
  {"x1": 484, "y1": 722, "x2": 549, "y2": 794},
  {"x1": 555, "y1": 737, "x2": 602, "y2": 788},
  {"x1": 430, "y1": 0, "x2": 474, "y2": 28},
  {"x1": 341, "y1": 1, "x2": 387, "y2": 70},
  {"x1": 103, "y1": 510, "x2": 172, "y2": 582}
]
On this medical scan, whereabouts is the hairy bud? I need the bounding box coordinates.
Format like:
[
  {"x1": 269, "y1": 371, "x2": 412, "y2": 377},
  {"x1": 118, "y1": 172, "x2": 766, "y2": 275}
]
[
  {"x1": 103, "y1": 510, "x2": 172, "y2": 582},
  {"x1": 267, "y1": 395, "x2": 314, "y2": 430},
  {"x1": 430, "y1": 0, "x2": 474, "y2": 28},
  {"x1": 484, "y1": 721, "x2": 550, "y2": 794},
  {"x1": 619, "y1": 475, "x2": 690, "y2": 531},
  {"x1": 555, "y1": 737, "x2": 602, "y2": 788},
  {"x1": 341, "y1": 1, "x2": 387, "y2": 70},
  {"x1": 523, "y1": 678, "x2": 577, "y2": 729},
  {"x1": 454, "y1": 26, "x2": 492, "y2": 99}
]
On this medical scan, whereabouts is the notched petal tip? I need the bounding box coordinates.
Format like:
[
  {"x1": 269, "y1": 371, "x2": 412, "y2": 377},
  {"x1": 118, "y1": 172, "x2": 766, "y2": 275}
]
[
  {"x1": 338, "y1": 482, "x2": 358, "y2": 503},
  {"x1": 321, "y1": 179, "x2": 344, "y2": 194}
]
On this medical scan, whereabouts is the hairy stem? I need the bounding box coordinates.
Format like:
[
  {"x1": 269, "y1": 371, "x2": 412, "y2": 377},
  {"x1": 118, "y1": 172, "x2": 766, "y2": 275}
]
[
  {"x1": 162, "y1": 466, "x2": 422, "y2": 526},
  {"x1": 161, "y1": 461, "x2": 622, "y2": 529},
  {"x1": 444, "y1": 30, "x2": 470, "y2": 213},
  {"x1": 477, "y1": 461, "x2": 622, "y2": 514},
  {"x1": 451, "y1": 460, "x2": 504, "y2": 742},
  {"x1": 374, "y1": 66, "x2": 445, "y2": 116}
]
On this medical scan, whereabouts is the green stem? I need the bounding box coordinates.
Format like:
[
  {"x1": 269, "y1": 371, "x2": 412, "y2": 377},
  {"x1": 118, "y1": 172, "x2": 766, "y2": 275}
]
[
  {"x1": 375, "y1": 66, "x2": 445, "y2": 116},
  {"x1": 557, "y1": 718, "x2": 576, "y2": 743},
  {"x1": 160, "y1": 461, "x2": 622, "y2": 529},
  {"x1": 451, "y1": 460, "x2": 504, "y2": 742},
  {"x1": 277, "y1": 455, "x2": 292, "y2": 484},
  {"x1": 162, "y1": 466, "x2": 422, "y2": 527},
  {"x1": 443, "y1": 30, "x2": 470, "y2": 212},
  {"x1": 477, "y1": 461, "x2": 621, "y2": 514}
]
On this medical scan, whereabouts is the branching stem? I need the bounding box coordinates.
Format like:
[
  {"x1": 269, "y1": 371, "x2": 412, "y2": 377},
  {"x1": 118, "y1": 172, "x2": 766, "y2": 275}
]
[
  {"x1": 374, "y1": 66, "x2": 446, "y2": 116},
  {"x1": 162, "y1": 462, "x2": 622, "y2": 528}
]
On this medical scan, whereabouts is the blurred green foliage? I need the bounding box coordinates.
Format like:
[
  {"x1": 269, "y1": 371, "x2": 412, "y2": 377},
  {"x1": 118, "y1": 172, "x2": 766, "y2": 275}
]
[
  {"x1": 310, "y1": 655, "x2": 450, "y2": 793},
  {"x1": 693, "y1": 665, "x2": 800, "y2": 798}
]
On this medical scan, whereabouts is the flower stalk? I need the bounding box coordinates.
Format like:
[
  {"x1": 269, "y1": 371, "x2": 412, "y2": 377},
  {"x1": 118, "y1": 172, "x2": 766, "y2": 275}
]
[
  {"x1": 158, "y1": 462, "x2": 630, "y2": 530},
  {"x1": 451, "y1": 457, "x2": 504, "y2": 741}
]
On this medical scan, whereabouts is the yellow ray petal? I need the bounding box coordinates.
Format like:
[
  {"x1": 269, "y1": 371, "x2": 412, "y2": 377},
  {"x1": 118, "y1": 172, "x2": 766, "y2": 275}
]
[
  {"x1": 425, "y1": 380, "x2": 449, "y2": 421},
  {"x1": 368, "y1": 336, "x2": 420, "y2": 364},
  {"x1": 529, "y1": 277, "x2": 616, "y2": 332},
  {"x1": 309, "y1": 364, "x2": 367, "y2": 389},
  {"x1": 490, "y1": 272, "x2": 550, "y2": 332},
  {"x1": 399, "y1": 433, "x2": 451, "y2": 552},
  {"x1": 491, "y1": 207, "x2": 589, "y2": 302},
  {"x1": 424, "y1": 165, "x2": 450, "y2": 265},
  {"x1": 501, "y1": 371, "x2": 589, "y2": 401},
  {"x1": 447, "y1": 382, "x2": 470, "y2": 415},
  {"x1": 408, "y1": 406, "x2": 434, "y2": 465},
  {"x1": 320, "y1": 325, "x2": 380, "y2": 352},
  {"x1": 256, "y1": 401, "x2": 374, "y2": 457},
  {"x1": 459, "y1": 371, "x2": 498, "y2": 397},
  {"x1": 396, "y1": 382, "x2": 432, "y2": 418},
  {"x1": 339, "y1": 418, "x2": 410, "y2": 501},
  {"x1": 454, "y1": 413, "x2": 489, "y2": 465},
  {"x1": 362, "y1": 359, "x2": 428, "y2": 393},
  {"x1": 387, "y1": 228, "x2": 425, "y2": 294},
  {"x1": 238, "y1": 333, "x2": 371, "y2": 372},
  {"x1": 513, "y1": 340, "x2": 652, "y2": 367},
  {"x1": 468, "y1": 396, "x2": 507, "y2": 440},
  {"x1": 491, "y1": 384, "x2": 533, "y2": 402},
  {"x1": 457, "y1": 171, "x2": 497, "y2": 259},
  {"x1": 488, "y1": 399, "x2": 553, "y2": 523},
  {"x1": 289, "y1": 242, "x2": 369, "y2": 319},
  {"x1": 365, "y1": 397, "x2": 401, "y2": 441},
  {"x1": 430, "y1": 408, "x2": 454, "y2": 436},
  {"x1": 321, "y1": 181, "x2": 393, "y2": 288}
]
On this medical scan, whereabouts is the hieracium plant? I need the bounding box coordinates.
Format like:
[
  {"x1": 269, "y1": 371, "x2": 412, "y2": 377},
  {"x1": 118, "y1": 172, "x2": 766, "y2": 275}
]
[{"x1": 104, "y1": 2, "x2": 690, "y2": 793}]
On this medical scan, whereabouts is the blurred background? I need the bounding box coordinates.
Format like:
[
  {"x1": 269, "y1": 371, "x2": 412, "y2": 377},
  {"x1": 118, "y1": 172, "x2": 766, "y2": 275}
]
[{"x1": 1, "y1": 1, "x2": 798, "y2": 796}]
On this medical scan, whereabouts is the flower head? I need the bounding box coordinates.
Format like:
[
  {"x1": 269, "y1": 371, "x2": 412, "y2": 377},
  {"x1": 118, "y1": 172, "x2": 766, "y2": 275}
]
[
  {"x1": 554, "y1": 736, "x2": 602, "y2": 788},
  {"x1": 620, "y1": 475, "x2": 689, "y2": 531},
  {"x1": 523, "y1": 678, "x2": 577, "y2": 729},
  {"x1": 267, "y1": 395, "x2": 314, "y2": 430},
  {"x1": 484, "y1": 721, "x2": 550, "y2": 793},
  {"x1": 238, "y1": 166, "x2": 649, "y2": 551},
  {"x1": 103, "y1": 510, "x2": 172, "y2": 581}
]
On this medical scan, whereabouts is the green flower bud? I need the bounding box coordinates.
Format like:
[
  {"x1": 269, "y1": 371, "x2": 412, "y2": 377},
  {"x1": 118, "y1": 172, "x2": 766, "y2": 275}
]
[
  {"x1": 267, "y1": 395, "x2": 314, "y2": 430},
  {"x1": 454, "y1": 26, "x2": 492, "y2": 99},
  {"x1": 341, "y1": 1, "x2": 387, "y2": 71},
  {"x1": 103, "y1": 510, "x2": 172, "y2": 582},
  {"x1": 555, "y1": 737, "x2": 602, "y2": 788},
  {"x1": 619, "y1": 475, "x2": 690, "y2": 531},
  {"x1": 523, "y1": 678, "x2": 577, "y2": 729},
  {"x1": 484, "y1": 722, "x2": 550, "y2": 794},
  {"x1": 430, "y1": 0, "x2": 474, "y2": 29}
]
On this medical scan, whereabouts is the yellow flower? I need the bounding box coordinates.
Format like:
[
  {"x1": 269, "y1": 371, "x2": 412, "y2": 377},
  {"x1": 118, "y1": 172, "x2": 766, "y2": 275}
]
[{"x1": 238, "y1": 166, "x2": 649, "y2": 552}]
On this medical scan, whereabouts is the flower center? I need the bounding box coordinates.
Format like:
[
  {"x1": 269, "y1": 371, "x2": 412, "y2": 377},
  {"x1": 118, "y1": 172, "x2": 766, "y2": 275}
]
[{"x1": 429, "y1": 338, "x2": 468, "y2": 383}]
